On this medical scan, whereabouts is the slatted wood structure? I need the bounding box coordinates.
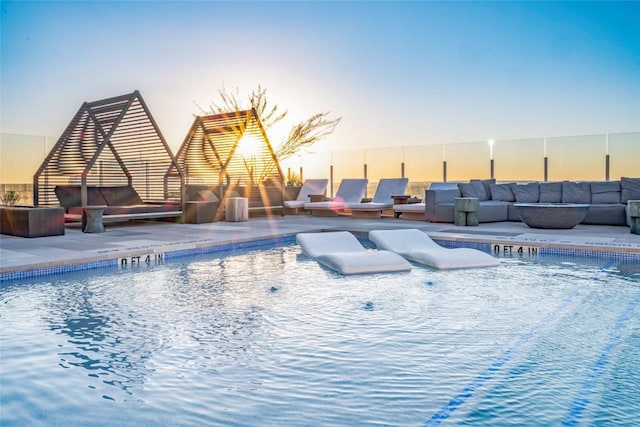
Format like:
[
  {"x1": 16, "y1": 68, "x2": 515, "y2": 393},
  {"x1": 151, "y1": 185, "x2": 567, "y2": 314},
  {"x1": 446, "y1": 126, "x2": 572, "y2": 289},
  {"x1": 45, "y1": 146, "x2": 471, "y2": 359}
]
[
  {"x1": 34, "y1": 91, "x2": 183, "y2": 208},
  {"x1": 169, "y1": 109, "x2": 285, "y2": 219}
]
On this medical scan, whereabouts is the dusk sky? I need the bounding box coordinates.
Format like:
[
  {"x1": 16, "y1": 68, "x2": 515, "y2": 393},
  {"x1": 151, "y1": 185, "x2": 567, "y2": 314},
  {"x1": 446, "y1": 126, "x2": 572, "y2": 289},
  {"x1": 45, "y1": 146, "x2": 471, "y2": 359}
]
[{"x1": 1, "y1": 1, "x2": 639, "y2": 153}]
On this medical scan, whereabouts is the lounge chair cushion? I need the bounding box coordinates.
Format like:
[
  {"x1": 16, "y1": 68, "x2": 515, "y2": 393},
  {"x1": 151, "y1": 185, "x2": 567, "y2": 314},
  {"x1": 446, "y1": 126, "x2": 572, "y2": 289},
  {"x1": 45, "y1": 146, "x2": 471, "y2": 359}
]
[
  {"x1": 54, "y1": 185, "x2": 107, "y2": 209},
  {"x1": 285, "y1": 179, "x2": 329, "y2": 209},
  {"x1": 295, "y1": 179, "x2": 329, "y2": 201},
  {"x1": 369, "y1": 229, "x2": 500, "y2": 270},
  {"x1": 304, "y1": 179, "x2": 368, "y2": 211},
  {"x1": 347, "y1": 178, "x2": 409, "y2": 210},
  {"x1": 100, "y1": 186, "x2": 144, "y2": 206},
  {"x1": 296, "y1": 231, "x2": 411, "y2": 274}
]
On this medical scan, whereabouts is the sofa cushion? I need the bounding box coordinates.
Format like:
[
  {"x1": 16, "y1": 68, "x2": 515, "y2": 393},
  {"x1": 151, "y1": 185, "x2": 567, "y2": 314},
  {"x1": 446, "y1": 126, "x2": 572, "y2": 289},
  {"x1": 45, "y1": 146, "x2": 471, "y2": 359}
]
[
  {"x1": 489, "y1": 183, "x2": 515, "y2": 202},
  {"x1": 562, "y1": 181, "x2": 591, "y2": 203},
  {"x1": 54, "y1": 186, "x2": 107, "y2": 208},
  {"x1": 512, "y1": 183, "x2": 540, "y2": 203},
  {"x1": 539, "y1": 182, "x2": 562, "y2": 203},
  {"x1": 621, "y1": 177, "x2": 640, "y2": 203},
  {"x1": 99, "y1": 186, "x2": 144, "y2": 206},
  {"x1": 458, "y1": 183, "x2": 479, "y2": 199},
  {"x1": 470, "y1": 179, "x2": 495, "y2": 200},
  {"x1": 591, "y1": 181, "x2": 621, "y2": 204}
]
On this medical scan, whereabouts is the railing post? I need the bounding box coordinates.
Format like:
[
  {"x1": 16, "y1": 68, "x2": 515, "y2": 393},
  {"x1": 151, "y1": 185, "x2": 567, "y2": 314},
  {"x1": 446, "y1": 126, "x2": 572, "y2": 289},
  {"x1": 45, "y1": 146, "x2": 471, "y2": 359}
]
[
  {"x1": 401, "y1": 162, "x2": 405, "y2": 178},
  {"x1": 605, "y1": 154, "x2": 610, "y2": 181},
  {"x1": 544, "y1": 157, "x2": 548, "y2": 182},
  {"x1": 329, "y1": 165, "x2": 334, "y2": 198}
]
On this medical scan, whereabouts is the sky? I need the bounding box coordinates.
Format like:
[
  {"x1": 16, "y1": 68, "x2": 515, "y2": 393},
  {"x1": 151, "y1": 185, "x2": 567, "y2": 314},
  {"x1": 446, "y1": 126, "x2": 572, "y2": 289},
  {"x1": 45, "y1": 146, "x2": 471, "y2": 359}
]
[{"x1": 1, "y1": 1, "x2": 639, "y2": 154}]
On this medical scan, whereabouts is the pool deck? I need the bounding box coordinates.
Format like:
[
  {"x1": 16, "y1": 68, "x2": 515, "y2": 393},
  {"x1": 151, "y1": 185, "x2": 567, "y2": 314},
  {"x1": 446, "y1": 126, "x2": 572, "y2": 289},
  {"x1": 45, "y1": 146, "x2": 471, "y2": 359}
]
[{"x1": 1, "y1": 215, "x2": 639, "y2": 276}]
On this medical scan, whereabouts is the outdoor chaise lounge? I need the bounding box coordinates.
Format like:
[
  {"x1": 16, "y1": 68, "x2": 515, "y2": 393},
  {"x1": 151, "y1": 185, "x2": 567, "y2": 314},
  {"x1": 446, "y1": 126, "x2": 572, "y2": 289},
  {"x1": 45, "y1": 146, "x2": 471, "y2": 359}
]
[
  {"x1": 393, "y1": 203, "x2": 426, "y2": 220},
  {"x1": 303, "y1": 179, "x2": 368, "y2": 216},
  {"x1": 368, "y1": 229, "x2": 500, "y2": 270},
  {"x1": 284, "y1": 179, "x2": 329, "y2": 213},
  {"x1": 346, "y1": 178, "x2": 409, "y2": 218},
  {"x1": 55, "y1": 185, "x2": 182, "y2": 223},
  {"x1": 296, "y1": 231, "x2": 411, "y2": 274}
]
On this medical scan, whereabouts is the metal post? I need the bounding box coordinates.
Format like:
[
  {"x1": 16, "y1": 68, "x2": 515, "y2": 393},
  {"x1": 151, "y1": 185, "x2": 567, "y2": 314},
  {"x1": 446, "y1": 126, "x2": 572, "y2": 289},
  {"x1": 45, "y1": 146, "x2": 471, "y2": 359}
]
[
  {"x1": 490, "y1": 159, "x2": 494, "y2": 180},
  {"x1": 401, "y1": 162, "x2": 405, "y2": 178},
  {"x1": 364, "y1": 164, "x2": 368, "y2": 179},
  {"x1": 299, "y1": 166, "x2": 303, "y2": 183},
  {"x1": 443, "y1": 161, "x2": 447, "y2": 182},
  {"x1": 329, "y1": 165, "x2": 334, "y2": 198},
  {"x1": 544, "y1": 157, "x2": 548, "y2": 182},
  {"x1": 605, "y1": 154, "x2": 610, "y2": 181}
]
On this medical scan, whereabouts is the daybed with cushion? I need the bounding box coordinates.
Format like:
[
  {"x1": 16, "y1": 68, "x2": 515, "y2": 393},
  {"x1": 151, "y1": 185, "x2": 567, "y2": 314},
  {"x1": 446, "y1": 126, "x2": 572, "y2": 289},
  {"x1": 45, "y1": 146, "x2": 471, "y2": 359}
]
[
  {"x1": 369, "y1": 229, "x2": 500, "y2": 270},
  {"x1": 296, "y1": 231, "x2": 411, "y2": 274},
  {"x1": 424, "y1": 177, "x2": 640, "y2": 226},
  {"x1": 55, "y1": 185, "x2": 182, "y2": 223}
]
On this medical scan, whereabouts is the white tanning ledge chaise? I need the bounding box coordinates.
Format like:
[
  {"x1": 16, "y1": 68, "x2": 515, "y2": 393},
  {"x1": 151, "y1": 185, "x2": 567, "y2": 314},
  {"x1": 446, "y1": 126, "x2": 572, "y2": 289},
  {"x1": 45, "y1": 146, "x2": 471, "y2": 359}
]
[
  {"x1": 368, "y1": 229, "x2": 500, "y2": 270},
  {"x1": 296, "y1": 231, "x2": 411, "y2": 275},
  {"x1": 346, "y1": 178, "x2": 409, "y2": 219}
]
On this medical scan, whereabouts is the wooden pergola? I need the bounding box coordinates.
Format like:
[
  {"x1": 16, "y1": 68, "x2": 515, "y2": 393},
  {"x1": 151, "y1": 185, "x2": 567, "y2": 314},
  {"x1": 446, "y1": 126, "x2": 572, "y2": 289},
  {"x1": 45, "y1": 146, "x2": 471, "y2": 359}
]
[
  {"x1": 169, "y1": 108, "x2": 285, "y2": 218},
  {"x1": 34, "y1": 90, "x2": 183, "y2": 208}
]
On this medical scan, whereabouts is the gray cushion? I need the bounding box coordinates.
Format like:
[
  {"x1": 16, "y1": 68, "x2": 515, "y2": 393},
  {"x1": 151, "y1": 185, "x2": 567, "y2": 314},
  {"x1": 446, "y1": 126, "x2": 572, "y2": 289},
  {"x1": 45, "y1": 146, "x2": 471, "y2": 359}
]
[
  {"x1": 470, "y1": 179, "x2": 495, "y2": 201},
  {"x1": 489, "y1": 183, "x2": 515, "y2": 202},
  {"x1": 539, "y1": 182, "x2": 563, "y2": 203},
  {"x1": 591, "y1": 181, "x2": 621, "y2": 204},
  {"x1": 54, "y1": 185, "x2": 107, "y2": 208},
  {"x1": 457, "y1": 183, "x2": 481, "y2": 199},
  {"x1": 512, "y1": 183, "x2": 540, "y2": 203},
  {"x1": 621, "y1": 177, "x2": 640, "y2": 203},
  {"x1": 562, "y1": 181, "x2": 591, "y2": 204},
  {"x1": 100, "y1": 186, "x2": 144, "y2": 206}
]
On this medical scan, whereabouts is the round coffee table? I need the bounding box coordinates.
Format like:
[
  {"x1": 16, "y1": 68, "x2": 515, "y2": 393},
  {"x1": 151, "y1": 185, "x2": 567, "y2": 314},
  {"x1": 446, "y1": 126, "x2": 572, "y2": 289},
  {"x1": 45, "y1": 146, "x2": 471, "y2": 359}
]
[{"x1": 514, "y1": 203, "x2": 590, "y2": 229}]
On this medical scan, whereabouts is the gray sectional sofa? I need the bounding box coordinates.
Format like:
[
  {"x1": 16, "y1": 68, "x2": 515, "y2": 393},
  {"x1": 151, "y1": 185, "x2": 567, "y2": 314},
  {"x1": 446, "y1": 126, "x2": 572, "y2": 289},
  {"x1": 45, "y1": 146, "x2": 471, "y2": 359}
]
[{"x1": 424, "y1": 177, "x2": 640, "y2": 226}]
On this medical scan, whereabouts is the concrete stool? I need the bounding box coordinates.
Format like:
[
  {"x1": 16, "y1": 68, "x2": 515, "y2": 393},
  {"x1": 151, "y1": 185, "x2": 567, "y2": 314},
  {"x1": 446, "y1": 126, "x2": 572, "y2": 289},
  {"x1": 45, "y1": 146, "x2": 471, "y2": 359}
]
[
  {"x1": 226, "y1": 197, "x2": 249, "y2": 222},
  {"x1": 629, "y1": 200, "x2": 640, "y2": 235},
  {"x1": 455, "y1": 197, "x2": 479, "y2": 226},
  {"x1": 83, "y1": 205, "x2": 105, "y2": 233}
]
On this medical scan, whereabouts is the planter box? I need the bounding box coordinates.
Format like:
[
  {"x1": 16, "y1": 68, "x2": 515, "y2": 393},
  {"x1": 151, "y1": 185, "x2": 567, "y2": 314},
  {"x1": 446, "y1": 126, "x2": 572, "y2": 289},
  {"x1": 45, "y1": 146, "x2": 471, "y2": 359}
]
[{"x1": 0, "y1": 206, "x2": 65, "y2": 237}]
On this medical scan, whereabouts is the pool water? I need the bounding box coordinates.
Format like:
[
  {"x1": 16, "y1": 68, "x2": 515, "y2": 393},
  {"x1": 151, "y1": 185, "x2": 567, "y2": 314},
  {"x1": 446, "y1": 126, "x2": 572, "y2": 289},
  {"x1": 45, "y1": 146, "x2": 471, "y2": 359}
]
[{"x1": 1, "y1": 243, "x2": 639, "y2": 426}]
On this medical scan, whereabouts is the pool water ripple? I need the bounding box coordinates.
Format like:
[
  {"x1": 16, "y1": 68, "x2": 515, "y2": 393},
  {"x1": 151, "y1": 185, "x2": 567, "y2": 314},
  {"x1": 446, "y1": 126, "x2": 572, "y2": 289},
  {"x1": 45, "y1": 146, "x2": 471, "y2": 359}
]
[{"x1": 1, "y1": 244, "x2": 639, "y2": 426}]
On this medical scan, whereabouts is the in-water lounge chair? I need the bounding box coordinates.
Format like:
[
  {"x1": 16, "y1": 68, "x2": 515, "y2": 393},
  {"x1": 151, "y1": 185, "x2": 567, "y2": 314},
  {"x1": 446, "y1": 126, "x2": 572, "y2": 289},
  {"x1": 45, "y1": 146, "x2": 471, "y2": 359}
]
[
  {"x1": 346, "y1": 178, "x2": 409, "y2": 218},
  {"x1": 369, "y1": 229, "x2": 500, "y2": 270},
  {"x1": 303, "y1": 179, "x2": 368, "y2": 216},
  {"x1": 296, "y1": 231, "x2": 411, "y2": 274},
  {"x1": 284, "y1": 179, "x2": 329, "y2": 214}
]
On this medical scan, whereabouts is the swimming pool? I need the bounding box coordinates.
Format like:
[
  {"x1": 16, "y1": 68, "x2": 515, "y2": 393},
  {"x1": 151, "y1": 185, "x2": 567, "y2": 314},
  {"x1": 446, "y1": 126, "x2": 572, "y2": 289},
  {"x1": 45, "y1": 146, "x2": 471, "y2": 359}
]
[{"x1": 1, "y1": 241, "x2": 639, "y2": 426}]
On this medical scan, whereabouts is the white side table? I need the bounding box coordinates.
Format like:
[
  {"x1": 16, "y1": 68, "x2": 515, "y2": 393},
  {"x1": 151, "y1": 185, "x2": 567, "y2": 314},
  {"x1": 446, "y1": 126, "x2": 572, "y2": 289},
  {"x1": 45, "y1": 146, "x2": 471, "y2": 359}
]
[{"x1": 225, "y1": 197, "x2": 248, "y2": 222}]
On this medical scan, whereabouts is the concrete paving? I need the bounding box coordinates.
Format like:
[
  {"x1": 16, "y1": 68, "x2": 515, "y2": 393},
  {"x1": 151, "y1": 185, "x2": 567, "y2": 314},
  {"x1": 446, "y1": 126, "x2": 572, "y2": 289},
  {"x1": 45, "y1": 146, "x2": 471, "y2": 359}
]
[{"x1": 2, "y1": 214, "x2": 639, "y2": 276}]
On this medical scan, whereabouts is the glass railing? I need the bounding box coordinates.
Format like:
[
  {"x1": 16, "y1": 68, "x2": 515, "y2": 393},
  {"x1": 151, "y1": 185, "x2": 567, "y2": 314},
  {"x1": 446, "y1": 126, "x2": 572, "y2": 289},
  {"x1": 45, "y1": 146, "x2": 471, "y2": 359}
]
[
  {"x1": 2, "y1": 131, "x2": 639, "y2": 203},
  {"x1": 281, "y1": 132, "x2": 639, "y2": 197}
]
